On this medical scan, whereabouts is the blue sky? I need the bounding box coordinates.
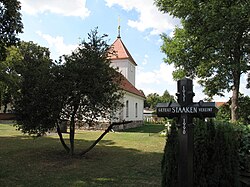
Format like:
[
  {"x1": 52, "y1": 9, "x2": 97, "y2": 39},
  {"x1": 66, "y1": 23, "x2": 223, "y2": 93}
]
[{"x1": 19, "y1": 0, "x2": 248, "y2": 102}]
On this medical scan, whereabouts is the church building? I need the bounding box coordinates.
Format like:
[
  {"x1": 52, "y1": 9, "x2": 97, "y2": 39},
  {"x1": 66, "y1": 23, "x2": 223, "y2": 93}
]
[{"x1": 109, "y1": 33, "x2": 145, "y2": 130}]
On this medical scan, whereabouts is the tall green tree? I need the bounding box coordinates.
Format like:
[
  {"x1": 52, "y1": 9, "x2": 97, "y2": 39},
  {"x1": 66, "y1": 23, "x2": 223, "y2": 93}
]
[
  {"x1": 146, "y1": 93, "x2": 162, "y2": 109},
  {"x1": 0, "y1": 46, "x2": 23, "y2": 112},
  {"x1": 162, "y1": 89, "x2": 175, "y2": 103},
  {"x1": 0, "y1": 0, "x2": 23, "y2": 110},
  {"x1": 0, "y1": 0, "x2": 23, "y2": 61},
  {"x1": 61, "y1": 29, "x2": 123, "y2": 155},
  {"x1": 14, "y1": 41, "x2": 56, "y2": 136},
  {"x1": 155, "y1": 0, "x2": 250, "y2": 122},
  {"x1": 15, "y1": 29, "x2": 124, "y2": 156},
  {"x1": 145, "y1": 90, "x2": 175, "y2": 109}
]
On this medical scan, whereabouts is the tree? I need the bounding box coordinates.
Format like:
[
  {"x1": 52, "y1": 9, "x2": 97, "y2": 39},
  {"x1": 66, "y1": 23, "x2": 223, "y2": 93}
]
[
  {"x1": 145, "y1": 90, "x2": 175, "y2": 109},
  {"x1": 14, "y1": 41, "x2": 57, "y2": 136},
  {"x1": 0, "y1": 46, "x2": 24, "y2": 112},
  {"x1": 216, "y1": 94, "x2": 250, "y2": 124},
  {"x1": 60, "y1": 29, "x2": 123, "y2": 155},
  {"x1": 0, "y1": 0, "x2": 23, "y2": 61},
  {"x1": 146, "y1": 93, "x2": 162, "y2": 109},
  {"x1": 155, "y1": 0, "x2": 250, "y2": 122},
  {"x1": 216, "y1": 103, "x2": 231, "y2": 123},
  {"x1": 162, "y1": 89, "x2": 175, "y2": 103},
  {"x1": 0, "y1": 0, "x2": 23, "y2": 110},
  {"x1": 15, "y1": 29, "x2": 124, "y2": 156}
]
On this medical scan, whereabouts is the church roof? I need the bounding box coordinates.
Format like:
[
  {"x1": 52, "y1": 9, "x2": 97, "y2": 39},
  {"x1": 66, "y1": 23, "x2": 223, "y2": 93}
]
[
  {"x1": 109, "y1": 37, "x2": 137, "y2": 66},
  {"x1": 120, "y1": 75, "x2": 145, "y2": 99}
]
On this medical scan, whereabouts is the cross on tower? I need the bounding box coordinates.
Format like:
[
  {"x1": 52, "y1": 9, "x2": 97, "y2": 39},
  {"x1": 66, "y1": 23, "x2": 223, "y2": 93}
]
[{"x1": 156, "y1": 78, "x2": 217, "y2": 187}]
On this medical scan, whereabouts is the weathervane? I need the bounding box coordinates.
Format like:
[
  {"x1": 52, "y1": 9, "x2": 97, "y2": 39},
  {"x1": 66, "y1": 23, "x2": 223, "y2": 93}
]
[{"x1": 118, "y1": 16, "x2": 121, "y2": 38}]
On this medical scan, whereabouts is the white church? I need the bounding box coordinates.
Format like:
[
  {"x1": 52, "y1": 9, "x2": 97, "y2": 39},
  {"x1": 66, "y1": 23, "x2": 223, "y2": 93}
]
[{"x1": 108, "y1": 34, "x2": 145, "y2": 130}]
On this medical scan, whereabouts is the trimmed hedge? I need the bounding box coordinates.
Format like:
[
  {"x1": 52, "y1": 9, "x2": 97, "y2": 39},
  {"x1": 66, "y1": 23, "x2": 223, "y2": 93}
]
[{"x1": 162, "y1": 120, "x2": 249, "y2": 187}]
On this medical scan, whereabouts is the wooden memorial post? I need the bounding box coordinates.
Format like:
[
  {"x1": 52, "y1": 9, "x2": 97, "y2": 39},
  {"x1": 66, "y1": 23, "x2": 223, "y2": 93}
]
[{"x1": 156, "y1": 78, "x2": 217, "y2": 187}]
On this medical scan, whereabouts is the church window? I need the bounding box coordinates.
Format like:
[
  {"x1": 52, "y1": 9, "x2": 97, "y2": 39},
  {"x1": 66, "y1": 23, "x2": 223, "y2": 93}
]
[
  {"x1": 130, "y1": 64, "x2": 133, "y2": 72},
  {"x1": 135, "y1": 103, "x2": 138, "y2": 118},
  {"x1": 126, "y1": 100, "x2": 129, "y2": 117}
]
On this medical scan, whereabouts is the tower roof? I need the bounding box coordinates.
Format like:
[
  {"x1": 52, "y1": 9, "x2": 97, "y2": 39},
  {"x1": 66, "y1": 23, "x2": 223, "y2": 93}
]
[{"x1": 109, "y1": 37, "x2": 137, "y2": 66}]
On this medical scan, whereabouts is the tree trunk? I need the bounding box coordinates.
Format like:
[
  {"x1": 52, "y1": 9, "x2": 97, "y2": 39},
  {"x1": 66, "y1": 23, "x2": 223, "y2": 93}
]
[
  {"x1": 3, "y1": 104, "x2": 7, "y2": 113},
  {"x1": 56, "y1": 122, "x2": 70, "y2": 153},
  {"x1": 69, "y1": 105, "x2": 77, "y2": 156},
  {"x1": 231, "y1": 71, "x2": 240, "y2": 122}
]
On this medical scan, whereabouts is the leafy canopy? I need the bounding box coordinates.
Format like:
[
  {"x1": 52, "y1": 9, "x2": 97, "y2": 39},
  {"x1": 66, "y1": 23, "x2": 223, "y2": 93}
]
[
  {"x1": 156, "y1": 0, "x2": 250, "y2": 98},
  {"x1": 14, "y1": 41, "x2": 55, "y2": 136},
  {"x1": 0, "y1": 0, "x2": 23, "y2": 109},
  {"x1": 60, "y1": 29, "x2": 123, "y2": 124},
  {"x1": 145, "y1": 90, "x2": 175, "y2": 109},
  {"x1": 0, "y1": 0, "x2": 23, "y2": 61}
]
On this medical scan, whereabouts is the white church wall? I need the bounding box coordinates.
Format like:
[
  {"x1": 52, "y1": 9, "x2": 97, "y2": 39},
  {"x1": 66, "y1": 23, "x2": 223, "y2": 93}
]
[
  {"x1": 111, "y1": 59, "x2": 135, "y2": 86},
  {"x1": 122, "y1": 92, "x2": 144, "y2": 121},
  {"x1": 111, "y1": 91, "x2": 144, "y2": 123}
]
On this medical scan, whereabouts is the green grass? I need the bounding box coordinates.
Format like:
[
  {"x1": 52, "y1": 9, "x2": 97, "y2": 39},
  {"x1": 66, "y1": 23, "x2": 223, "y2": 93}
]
[{"x1": 0, "y1": 123, "x2": 166, "y2": 187}]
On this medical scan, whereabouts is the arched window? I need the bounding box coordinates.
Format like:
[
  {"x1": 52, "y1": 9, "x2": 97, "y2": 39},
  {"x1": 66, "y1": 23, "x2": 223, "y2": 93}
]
[
  {"x1": 126, "y1": 100, "x2": 129, "y2": 117},
  {"x1": 135, "y1": 103, "x2": 138, "y2": 118}
]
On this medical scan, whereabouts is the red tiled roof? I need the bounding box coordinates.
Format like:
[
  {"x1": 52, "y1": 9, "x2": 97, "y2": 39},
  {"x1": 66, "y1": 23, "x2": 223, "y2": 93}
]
[
  {"x1": 109, "y1": 37, "x2": 137, "y2": 66},
  {"x1": 215, "y1": 102, "x2": 227, "y2": 107},
  {"x1": 120, "y1": 75, "x2": 145, "y2": 99}
]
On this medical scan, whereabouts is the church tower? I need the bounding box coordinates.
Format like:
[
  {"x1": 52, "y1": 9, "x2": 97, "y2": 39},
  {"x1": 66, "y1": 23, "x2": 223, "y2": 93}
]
[
  {"x1": 109, "y1": 31, "x2": 137, "y2": 86},
  {"x1": 108, "y1": 25, "x2": 145, "y2": 130}
]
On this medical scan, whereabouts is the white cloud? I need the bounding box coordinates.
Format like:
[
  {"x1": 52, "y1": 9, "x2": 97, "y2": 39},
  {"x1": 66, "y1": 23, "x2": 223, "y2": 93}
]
[
  {"x1": 135, "y1": 62, "x2": 232, "y2": 101},
  {"x1": 136, "y1": 63, "x2": 176, "y2": 96},
  {"x1": 105, "y1": 0, "x2": 180, "y2": 35},
  {"x1": 36, "y1": 31, "x2": 77, "y2": 59},
  {"x1": 240, "y1": 73, "x2": 250, "y2": 96},
  {"x1": 20, "y1": 0, "x2": 90, "y2": 19},
  {"x1": 142, "y1": 54, "x2": 149, "y2": 65}
]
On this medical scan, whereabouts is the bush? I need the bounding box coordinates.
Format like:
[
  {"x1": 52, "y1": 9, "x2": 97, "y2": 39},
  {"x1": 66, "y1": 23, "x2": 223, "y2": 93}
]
[
  {"x1": 161, "y1": 122, "x2": 178, "y2": 187},
  {"x1": 235, "y1": 124, "x2": 250, "y2": 172},
  {"x1": 162, "y1": 120, "x2": 247, "y2": 187}
]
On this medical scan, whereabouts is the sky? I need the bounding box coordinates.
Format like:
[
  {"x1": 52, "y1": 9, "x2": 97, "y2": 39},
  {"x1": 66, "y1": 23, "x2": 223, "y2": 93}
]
[{"x1": 19, "y1": 0, "x2": 249, "y2": 102}]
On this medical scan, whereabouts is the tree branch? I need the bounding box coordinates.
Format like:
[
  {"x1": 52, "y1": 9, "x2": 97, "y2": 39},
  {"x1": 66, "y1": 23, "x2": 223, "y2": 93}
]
[
  {"x1": 79, "y1": 121, "x2": 132, "y2": 156},
  {"x1": 56, "y1": 121, "x2": 70, "y2": 153}
]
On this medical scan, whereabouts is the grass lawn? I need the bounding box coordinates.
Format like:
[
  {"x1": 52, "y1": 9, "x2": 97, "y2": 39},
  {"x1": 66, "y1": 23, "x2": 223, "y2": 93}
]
[{"x1": 0, "y1": 123, "x2": 166, "y2": 187}]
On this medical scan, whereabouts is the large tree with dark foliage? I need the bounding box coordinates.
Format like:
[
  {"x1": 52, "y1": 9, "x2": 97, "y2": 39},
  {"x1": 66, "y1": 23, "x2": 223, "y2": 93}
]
[
  {"x1": 14, "y1": 41, "x2": 56, "y2": 135},
  {"x1": 0, "y1": 0, "x2": 23, "y2": 61},
  {"x1": 60, "y1": 29, "x2": 123, "y2": 155},
  {"x1": 15, "y1": 29, "x2": 124, "y2": 156},
  {"x1": 0, "y1": 0, "x2": 23, "y2": 111},
  {"x1": 155, "y1": 0, "x2": 250, "y2": 122}
]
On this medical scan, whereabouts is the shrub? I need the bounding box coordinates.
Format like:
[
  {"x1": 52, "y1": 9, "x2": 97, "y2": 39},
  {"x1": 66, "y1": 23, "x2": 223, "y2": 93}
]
[
  {"x1": 162, "y1": 120, "x2": 247, "y2": 187},
  {"x1": 161, "y1": 122, "x2": 178, "y2": 187},
  {"x1": 235, "y1": 124, "x2": 250, "y2": 172}
]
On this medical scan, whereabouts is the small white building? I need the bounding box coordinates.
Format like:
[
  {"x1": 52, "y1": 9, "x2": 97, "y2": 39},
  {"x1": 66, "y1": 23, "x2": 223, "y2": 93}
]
[{"x1": 109, "y1": 35, "x2": 145, "y2": 129}]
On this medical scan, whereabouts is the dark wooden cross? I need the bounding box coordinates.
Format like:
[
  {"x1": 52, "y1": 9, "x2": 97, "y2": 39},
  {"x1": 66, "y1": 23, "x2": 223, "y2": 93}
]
[{"x1": 156, "y1": 78, "x2": 217, "y2": 187}]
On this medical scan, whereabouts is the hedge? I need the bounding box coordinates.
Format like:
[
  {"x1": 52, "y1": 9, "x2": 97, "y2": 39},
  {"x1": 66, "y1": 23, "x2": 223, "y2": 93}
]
[{"x1": 162, "y1": 120, "x2": 250, "y2": 187}]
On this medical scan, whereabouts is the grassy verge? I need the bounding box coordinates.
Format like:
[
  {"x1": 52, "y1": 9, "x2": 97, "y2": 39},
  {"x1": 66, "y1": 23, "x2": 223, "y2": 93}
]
[{"x1": 0, "y1": 123, "x2": 165, "y2": 187}]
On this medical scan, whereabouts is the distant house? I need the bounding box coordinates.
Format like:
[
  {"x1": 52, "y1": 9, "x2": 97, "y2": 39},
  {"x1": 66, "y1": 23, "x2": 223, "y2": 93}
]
[
  {"x1": 143, "y1": 108, "x2": 156, "y2": 122},
  {"x1": 215, "y1": 102, "x2": 227, "y2": 108}
]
